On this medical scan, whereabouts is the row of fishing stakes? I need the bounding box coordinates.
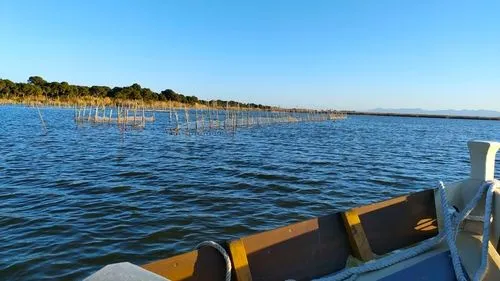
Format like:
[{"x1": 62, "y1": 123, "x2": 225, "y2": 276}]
[
  {"x1": 74, "y1": 105, "x2": 155, "y2": 128},
  {"x1": 168, "y1": 105, "x2": 347, "y2": 135}
]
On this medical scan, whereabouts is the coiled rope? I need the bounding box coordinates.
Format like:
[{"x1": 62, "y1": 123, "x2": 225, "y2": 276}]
[
  {"x1": 313, "y1": 180, "x2": 498, "y2": 281},
  {"x1": 196, "y1": 241, "x2": 232, "y2": 281}
]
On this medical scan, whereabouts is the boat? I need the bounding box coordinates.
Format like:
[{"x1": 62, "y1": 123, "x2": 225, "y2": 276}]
[{"x1": 85, "y1": 140, "x2": 500, "y2": 281}]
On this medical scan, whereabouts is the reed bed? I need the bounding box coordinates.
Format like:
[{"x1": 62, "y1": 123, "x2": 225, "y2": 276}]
[{"x1": 2, "y1": 96, "x2": 252, "y2": 111}]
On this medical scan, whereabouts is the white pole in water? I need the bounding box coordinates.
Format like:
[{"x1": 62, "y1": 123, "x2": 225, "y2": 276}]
[
  {"x1": 169, "y1": 100, "x2": 172, "y2": 121},
  {"x1": 142, "y1": 107, "x2": 145, "y2": 127},
  {"x1": 184, "y1": 106, "x2": 189, "y2": 132},
  {"x1": 216, "y1": 102, "x2": 219, "y2": 129}
]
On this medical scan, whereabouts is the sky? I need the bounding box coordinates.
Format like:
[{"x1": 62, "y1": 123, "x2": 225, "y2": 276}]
[{"x1": 1, "y1": 1, "x2": 499, "y2": 110}]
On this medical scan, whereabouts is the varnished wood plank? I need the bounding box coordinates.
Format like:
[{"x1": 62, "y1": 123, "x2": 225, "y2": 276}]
[
  {"x1": 142, "y1": 247, "x2": 226, "y2": 281},
  {"x1": 355, "y1": 196, "x2": 407, "y2": 215},
  {"x1": 354, "y1": 189, "x2": 438, "y2": 255},
  {"x1": 342, "y1": 209, "x2": 374, "y2": 261},
  {"x1": 139, "y1": 189, "x2": 437, "y2": 281},
  {"x1": 241, "y1": 213, "x2": 351, "y2": 281},
  {"x1": 228, "y1": 239, "x2": 253, "y2": 281},
  {"x1": 142, "y1": 250, "x2": 196, "y2": 281}
]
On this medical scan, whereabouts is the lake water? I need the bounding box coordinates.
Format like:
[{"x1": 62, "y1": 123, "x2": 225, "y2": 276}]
[{"x1": 1, "y1": 106, "x2": 499, "y2": 280}]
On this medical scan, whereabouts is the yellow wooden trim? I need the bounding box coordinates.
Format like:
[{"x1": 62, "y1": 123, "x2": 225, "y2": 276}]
[
  {"x1": 342, "y1": 209, "x2": 374, "y2": 261},
  {"x1": 228, "y1": 239, "x2": 253, "y2": 281},
  {"x1": 142, "y1": 250, "x2": 199, "y2": 280}
]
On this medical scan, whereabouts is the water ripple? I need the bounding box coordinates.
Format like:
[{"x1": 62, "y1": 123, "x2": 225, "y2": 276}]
[{"x1": 0, "y1": 106, "x2": 499, "y2": 280}]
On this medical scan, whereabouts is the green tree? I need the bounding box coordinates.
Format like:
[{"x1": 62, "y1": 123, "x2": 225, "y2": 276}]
[
  {"x1": 141, "y1": 88, "x2": 157, "y2": 101},
  {"x1": 1, "y1": 76, "x2": 267, "y2": 109},
  {"x1": 161, "y1": 89, "x2": 180, "y2": 102},
  {"x1": 129, "y1": 83, "x2": 142, "y2": 100},
  {"x1": 90, "y1": 86, "x2": 110, "y2": 97},
  {"x1": 27, "y1": 76, "x2": 47, "y2": 86},
  {"x1": 0, "y1": 79, "x2": 16, "y2": 97},
  {"x1": 76, "y1": 86, "x2": 90, "y2": 97}
]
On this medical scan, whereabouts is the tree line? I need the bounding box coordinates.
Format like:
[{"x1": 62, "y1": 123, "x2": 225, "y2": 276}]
[{"x1": 0, "y1": 76, "x2": 272, "y2": 109}]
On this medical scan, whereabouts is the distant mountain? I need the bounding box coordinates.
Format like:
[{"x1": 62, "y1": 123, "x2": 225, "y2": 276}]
[{"x1": 369, "y1": 108, "x2": 500, "y2": 117}]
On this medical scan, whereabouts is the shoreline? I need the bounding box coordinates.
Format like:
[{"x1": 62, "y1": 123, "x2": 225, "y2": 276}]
[
  {"x1": 346, "y1": 111, "x2": 500, "y2": 121},
  {"x1": 2, "y1": 100, "x2": 499, "y2": 120},
  {"x1": 0, "y1": 99, "x2": 340, "y2": 113}
]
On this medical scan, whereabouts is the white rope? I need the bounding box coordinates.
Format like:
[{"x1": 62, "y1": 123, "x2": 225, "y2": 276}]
[
  {"x1": 196, "y1": 241, "x2": 232, "y2": 281},
  {"x1": 474, "y1": 181, "x2": 498, "y2": 280},
  {"x1": 439, "y1": 181, "x2": 468, "y2": 281},
  {"x1": 312, "y1": 233, "x2": 445, "y2": 281},
  {"x1": 313, "y1": 180, "x2": 497, "y2": 281},
  {"x1": 441, "y1": 180, "x2": 498, "y2": 281}
]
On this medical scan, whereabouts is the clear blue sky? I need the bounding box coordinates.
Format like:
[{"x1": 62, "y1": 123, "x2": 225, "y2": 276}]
[{"x1": 1, "y1": 1, "x2": 499, "y2": 110}]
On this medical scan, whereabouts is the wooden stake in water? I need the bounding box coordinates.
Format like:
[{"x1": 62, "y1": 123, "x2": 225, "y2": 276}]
[
  {"x1": 246, "y1": 109, "x2": 250, "y2": 127},
  {"x1": 35, "y1": 105, "x2": 48, "y2": 134},
  {"x1": 195, "y1": 108, "x2": 198, "y2": 132},
  {"x1": 225, "y1": 103, "x2": 229, "y2": 130},
  {"x1": 169, "y1": 100, "x2": 173, "y2": 122},
  {"x1": 215, "y1": 102, "x2": 220, "y2": 129},
  {"x1": 142, "y1": 106, "x2": 146, "y2": 127},
  {"x1": 174, "y1": 111, "x2": 179, "y2": 133},
  {"x1": 201, "y1": 108, "x2": 205, "y2": 132},
  {"x1": 184, "y1": 106, "x2": 189, "y2": 132},
  {"x1": 208, "y1": 106, "x2": 212, "y2": 129}
]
